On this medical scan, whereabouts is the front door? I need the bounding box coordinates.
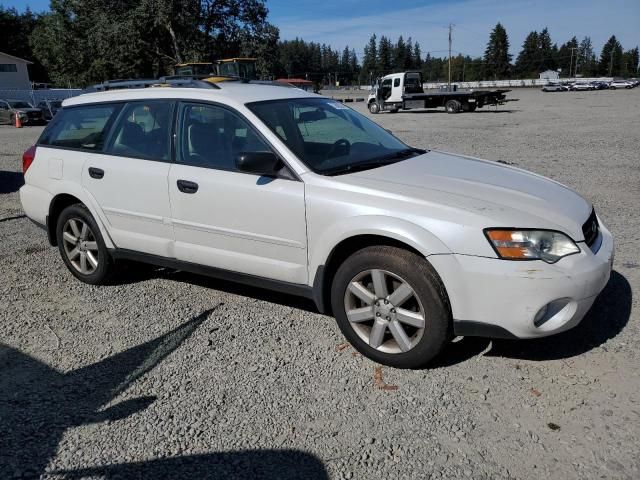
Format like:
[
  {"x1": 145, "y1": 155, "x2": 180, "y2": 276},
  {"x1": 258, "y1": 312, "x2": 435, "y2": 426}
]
[{"x1": 168, "y1": 102, "x2": 308, "y2": 284}]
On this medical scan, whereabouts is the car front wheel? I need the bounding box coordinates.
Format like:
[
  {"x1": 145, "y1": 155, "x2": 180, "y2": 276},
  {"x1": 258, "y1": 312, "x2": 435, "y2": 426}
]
[
  {"x1": 56, "y1": 204, "x2": 115, "y2": 285},
  {"x1": 331, "y1": 246, "x2": 451, "y2": 368}
]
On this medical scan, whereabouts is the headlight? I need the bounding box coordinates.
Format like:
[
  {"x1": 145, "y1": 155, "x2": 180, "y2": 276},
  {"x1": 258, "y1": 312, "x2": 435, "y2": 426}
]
[{"x1": 484, "y1": 229, "x2": 580, "y2": 263}]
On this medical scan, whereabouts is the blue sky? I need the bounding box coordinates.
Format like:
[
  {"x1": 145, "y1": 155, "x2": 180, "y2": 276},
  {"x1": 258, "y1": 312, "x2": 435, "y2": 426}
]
[{"x1": 9, "y1": 0, "x2": 640, "y2": 58}]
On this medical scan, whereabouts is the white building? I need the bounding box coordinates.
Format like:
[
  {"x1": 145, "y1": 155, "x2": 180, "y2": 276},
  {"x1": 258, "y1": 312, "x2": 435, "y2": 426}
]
[
  {"x1": 0, "y1": 52, "x2": 32, "y2": 90},
  {"x1": 539, "y1": 69, "x2": 560, "y2": 80}
]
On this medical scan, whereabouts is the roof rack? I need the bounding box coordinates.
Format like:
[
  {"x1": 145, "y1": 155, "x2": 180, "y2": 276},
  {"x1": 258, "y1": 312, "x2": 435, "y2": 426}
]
[{"x1": 84, "y1": 77, "x2": 220, "y2": 93}]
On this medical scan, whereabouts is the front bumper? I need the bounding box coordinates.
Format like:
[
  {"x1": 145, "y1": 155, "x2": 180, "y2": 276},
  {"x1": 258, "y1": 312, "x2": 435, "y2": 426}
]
[{"x1": 430, "y1": 221, "x2": 614, "y2": 339}]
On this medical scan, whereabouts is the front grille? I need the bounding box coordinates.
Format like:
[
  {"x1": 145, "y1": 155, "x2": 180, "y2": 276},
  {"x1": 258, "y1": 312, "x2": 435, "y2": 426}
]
[
  {"x1": 27, "y1": 112, "x2": 41, "y2": 118},
  {"x1": 582, "y1": 209, "x2": 599, "y2": 247}
]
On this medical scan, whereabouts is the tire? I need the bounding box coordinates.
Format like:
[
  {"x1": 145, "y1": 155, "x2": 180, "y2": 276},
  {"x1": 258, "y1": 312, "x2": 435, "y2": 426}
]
[
  {"x1": 331, "y1": 246, "x2": 451, "y2": 369},
  {"x1": 445, "y1": 99, "x2": 461, "y2": 114},
  {"x1": 368, "y1": 102, "x2": 380, "y2": 114},
  {"x1": 610, "y1": 86, "x2": 616, "y2": 90},
  {"x1": 56, "y1": 203, "x2": 115, "y2": 285}
]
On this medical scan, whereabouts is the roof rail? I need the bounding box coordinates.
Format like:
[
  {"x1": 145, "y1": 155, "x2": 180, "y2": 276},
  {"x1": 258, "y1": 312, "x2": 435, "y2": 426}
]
[{"x1": 84, "y1": 77, "x2": 219, "y2": 93}]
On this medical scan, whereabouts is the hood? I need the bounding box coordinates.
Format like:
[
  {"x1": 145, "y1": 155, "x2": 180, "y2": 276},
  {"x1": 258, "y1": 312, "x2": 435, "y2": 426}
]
[{"x1": 338, "y1": 150, "x2": 592, "y2": 242}]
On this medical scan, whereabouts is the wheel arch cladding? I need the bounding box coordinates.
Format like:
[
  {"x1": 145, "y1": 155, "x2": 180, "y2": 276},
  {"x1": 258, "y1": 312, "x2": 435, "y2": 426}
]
[
  {"x1": 48, "y1": 193, "x2": 83, "y2": 246},
  {"x1": 314, "y1": 234, "x2": 450, "y2": 315}
]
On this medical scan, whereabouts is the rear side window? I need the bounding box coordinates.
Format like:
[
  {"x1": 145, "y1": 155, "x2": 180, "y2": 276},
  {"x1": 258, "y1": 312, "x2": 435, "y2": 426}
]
[
  {"x1": 106, "y1": 101, "x2": 173, "y2": 161},
  {"x1": 39, "y1": 104, "x2": 120, "y2": 150}
]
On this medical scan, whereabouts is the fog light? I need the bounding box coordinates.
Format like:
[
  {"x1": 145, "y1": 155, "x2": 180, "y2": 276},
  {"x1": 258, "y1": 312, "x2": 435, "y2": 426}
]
[{"x1": 533, "y1": 304, "x2": 549, "y2": 327}]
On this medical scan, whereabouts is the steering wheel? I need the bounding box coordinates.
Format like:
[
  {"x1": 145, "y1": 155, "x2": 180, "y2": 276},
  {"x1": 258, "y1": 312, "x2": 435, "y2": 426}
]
[{"x1": 326, "y1": 138, "x2": 351, "y2": 159}]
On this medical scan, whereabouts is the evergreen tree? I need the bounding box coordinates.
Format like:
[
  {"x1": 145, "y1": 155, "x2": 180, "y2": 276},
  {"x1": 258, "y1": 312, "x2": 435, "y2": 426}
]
[
  {"x1": 413, "y1": 42, "x2": 423, "y2": 70},
  {"x1": 515, "y1": 31, "x2": 539, "y2": 77},
  {"x1": 622, "y1": 47, "x2": 639, "y2": 76},
  {"x1": 349, "y1": 48, "x2": 359, "y2": 80},
  {"x1": 557, "y1": 36, "x2": 578, "y2": 77},
  {"x1": 362, "y1": 34, "x2": 377, "y2": 80},
  {"x1": 393, "y1": 35, "x2": 406, "y2": 72},
  {"x1": 484, "y1": 23, "x2": 512, "y2": 79},
  {"x1": 537, "y1": 28, "x2": 556, "y2": 71},
  {"x1": 405, "y1": 37, "x2": 414, "y2": 69},
  {"x1": 577, "y1": 36, "x2": 597, "y2": 76},
  {"x1": 600, "y1": 35, "x2": 624, "y2": 76},
  {"x1": 378, "y1": 36, "x2": 392, "y2": 74},
  {"x1": 341, "y1": 46, "x2": 351, "y2": 74}
]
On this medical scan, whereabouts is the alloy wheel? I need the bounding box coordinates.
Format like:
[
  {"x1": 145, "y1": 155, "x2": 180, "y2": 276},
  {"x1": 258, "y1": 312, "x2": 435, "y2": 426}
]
[
  {"x1": 343, "y1": 269, "x2": 426, "y2": 354},
  {"x1": 62, "y1": 218, "x2": 99, "y2": 275}
]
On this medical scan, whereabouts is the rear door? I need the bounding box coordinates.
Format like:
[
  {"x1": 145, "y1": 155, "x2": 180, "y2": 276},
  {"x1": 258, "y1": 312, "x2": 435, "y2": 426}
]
[
  {"x1": 80, "y1": 101, "x2": 175, "y2": 257},
  {"x1": 168, "y1": 101, "x2": 308, "y2": 284},
  {"x1": 389, "y1": 77, "x2": 403, "y2": 102}
]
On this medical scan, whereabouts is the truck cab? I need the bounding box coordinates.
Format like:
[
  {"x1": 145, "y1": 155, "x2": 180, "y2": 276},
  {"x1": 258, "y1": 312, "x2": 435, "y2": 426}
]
[{"x1": 368, "y1": 72, "x2": 424, "y2": 113}]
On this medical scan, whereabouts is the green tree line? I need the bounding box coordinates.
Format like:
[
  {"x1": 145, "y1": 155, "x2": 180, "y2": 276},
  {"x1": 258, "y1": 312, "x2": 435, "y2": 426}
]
[
  {"x1": 360, "y1": 24, "x2": 638, "y2": 82},
  {"x1": 1, "y1": 3, "x2": 638, "y2": 87}
]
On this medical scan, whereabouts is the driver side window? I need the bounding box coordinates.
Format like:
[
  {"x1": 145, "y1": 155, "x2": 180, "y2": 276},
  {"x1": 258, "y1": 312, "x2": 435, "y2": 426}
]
[{"x1": 177, "y1": 102, "x2": 271, "y2": 171}]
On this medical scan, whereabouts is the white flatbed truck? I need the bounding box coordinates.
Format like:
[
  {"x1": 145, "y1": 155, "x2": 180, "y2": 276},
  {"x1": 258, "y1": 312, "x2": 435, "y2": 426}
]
[{"x1": 367, "y1": 72, "x2": 514, "y2": 114}]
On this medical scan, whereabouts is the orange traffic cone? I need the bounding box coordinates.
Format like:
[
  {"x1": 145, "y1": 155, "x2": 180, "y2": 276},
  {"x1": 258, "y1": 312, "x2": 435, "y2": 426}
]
[{"x1": 14, "y1": 113, "x2": 22, "y2": 128}]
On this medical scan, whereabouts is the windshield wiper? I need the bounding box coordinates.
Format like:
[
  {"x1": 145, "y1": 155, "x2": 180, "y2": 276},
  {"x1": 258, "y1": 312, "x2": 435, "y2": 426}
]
[{"x1": 324, "y1": 148, "x2": 427, "y2": 176}]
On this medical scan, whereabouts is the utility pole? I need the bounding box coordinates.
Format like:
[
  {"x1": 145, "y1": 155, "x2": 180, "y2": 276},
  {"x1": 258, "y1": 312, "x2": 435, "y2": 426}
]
[
  {"x1": 569, "y1": 47, "x2": 577, "y2": 78},
  {"x1": 609, "y1": 49, "x2": 614, "y2": 76},
  {"x1": 448, "y1": 23, "x2": 454, "y2": 91}
]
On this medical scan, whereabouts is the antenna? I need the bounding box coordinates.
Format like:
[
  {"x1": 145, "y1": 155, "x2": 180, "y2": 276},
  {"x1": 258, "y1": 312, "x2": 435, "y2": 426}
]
[{"x1": 448, "y1": 23, "x2": 455, "y2": 91}]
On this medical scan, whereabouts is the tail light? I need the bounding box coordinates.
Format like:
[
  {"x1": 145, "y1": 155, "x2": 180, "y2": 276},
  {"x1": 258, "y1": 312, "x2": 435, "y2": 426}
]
[{"x1": 22, "y1": 145, "x2": 36, "y2": 174}]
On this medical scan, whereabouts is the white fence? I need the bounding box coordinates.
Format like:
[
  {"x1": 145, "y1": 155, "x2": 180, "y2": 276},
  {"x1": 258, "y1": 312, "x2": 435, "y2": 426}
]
[
  {"x1": 358, "y1": 77, "x2": 615, "y2": 91},
  {"x1": 0, "y1": 88, "x2": 83, "y2": 105},
  {"x1": 423, "y1": 77, "x2": 614, "y2": 90}
]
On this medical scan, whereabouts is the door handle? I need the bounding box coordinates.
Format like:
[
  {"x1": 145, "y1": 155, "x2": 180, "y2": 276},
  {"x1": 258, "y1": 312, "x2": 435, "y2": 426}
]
[
  {"x1": 177, "y1": 179, "x2": 198, "y2": 194},
  {"x1": 88, "y1": 167, "x2": 104, "y2": 179}
]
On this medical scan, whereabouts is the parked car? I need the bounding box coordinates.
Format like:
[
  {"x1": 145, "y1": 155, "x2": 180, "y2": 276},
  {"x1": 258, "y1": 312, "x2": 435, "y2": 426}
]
[
  {"x1": 569, "y1": 82, "x2": 594, "y2": 91},
  {"x1": 19, "y1": 81, "x2": 614, "y2": 368},
  {"x1": 590, "y1": 81, "x2": 609, "y2": 90},
  {"x1": 37, "y1": 99, "x2": 63, "y2": 121},
  {"x1": 609, "y1": 80, "x2": 634, "y2": 89},
  {"x1": 0, "y1": 99, "x2": 46, "y2": 125},
  {"x1": 541, "y1": 83, "x2": 568, "y2": 92}
]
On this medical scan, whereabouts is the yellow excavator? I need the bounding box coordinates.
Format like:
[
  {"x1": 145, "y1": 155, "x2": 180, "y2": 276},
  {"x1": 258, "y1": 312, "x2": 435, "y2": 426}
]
[{"x1": 173, "y1": 58, "x2": 257, "y2": 83}]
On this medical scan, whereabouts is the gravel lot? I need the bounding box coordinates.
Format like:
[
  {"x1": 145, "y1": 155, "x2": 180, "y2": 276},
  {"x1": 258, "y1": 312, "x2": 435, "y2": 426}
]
[{"x1": 1, "y1": 88, "x2": 639, "y2": 480}]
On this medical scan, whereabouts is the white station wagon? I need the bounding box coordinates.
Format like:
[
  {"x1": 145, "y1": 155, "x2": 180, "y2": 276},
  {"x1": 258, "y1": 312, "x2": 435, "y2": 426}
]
[{"x1": 20, "y1": 80, "x2": 614, "y2": 368}]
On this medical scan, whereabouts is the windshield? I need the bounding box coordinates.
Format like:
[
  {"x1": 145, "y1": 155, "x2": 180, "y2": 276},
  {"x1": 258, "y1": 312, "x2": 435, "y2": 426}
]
[
  {"x1": 247, "y1": 98, "x2": 415, "y2": 175},
  {"x1": 9, "y1": 101, "x2": 33, "y2": 109}
]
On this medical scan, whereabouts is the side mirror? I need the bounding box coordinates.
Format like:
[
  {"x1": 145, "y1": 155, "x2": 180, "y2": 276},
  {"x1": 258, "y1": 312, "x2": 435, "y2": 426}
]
[{"x1": 235, "y1": 151, "x2": 282, "y2": 177}]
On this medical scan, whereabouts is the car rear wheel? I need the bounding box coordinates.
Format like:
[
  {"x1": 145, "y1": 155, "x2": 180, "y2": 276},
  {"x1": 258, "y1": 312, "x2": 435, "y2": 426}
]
[
  {"x1": 56, "y1": 204, "x2": 115, "y2": 285},
  {"x1": 445, "y1": 100, "x2": 461, "y2": 113},
  {"x1": 331, "y1": 246, "x2": 451, "y2": 368}
]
